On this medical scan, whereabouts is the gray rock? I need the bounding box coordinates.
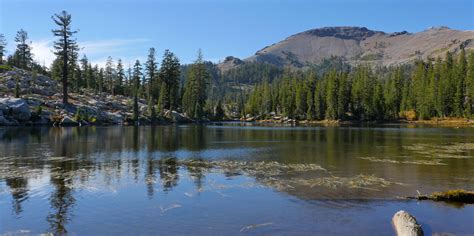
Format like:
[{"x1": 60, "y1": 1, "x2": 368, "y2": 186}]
[
  {"x1": 60, "y1": 116, "x2": 78, "y2": 126},
  {"x1": 0, "y1": 114, "x2": 19, "y2": 126},
  {"x1": 33, "y1": 115, "x2": 50, "y2": 125},
  {"x1": 106, "y1": 112, "x2": 124, "y2": 124},
  {"x1": 392, "y1": 210, "x2": 424, "y2": 236},
  {"x1": 0, "y1": 98, "x2": 31, "y2": 122},
  {"x1": 30, "y1": 87, "x2": 55, "y2": 96},
  {"x1": 165, "y1": 110, "x2": 193, "y2": 123}
]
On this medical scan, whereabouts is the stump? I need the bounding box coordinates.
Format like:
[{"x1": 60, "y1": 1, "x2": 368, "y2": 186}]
[{"x1": 392, "y1": 210, "x2": 424, "y2": 236}]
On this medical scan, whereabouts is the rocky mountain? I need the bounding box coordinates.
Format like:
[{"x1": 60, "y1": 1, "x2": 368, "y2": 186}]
[{"x1": 219, "y1": 26, "x2": 474, "y2": 71}]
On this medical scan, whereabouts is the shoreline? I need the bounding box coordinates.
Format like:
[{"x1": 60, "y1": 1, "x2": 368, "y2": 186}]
[
  {"x1": 252, "y1": 118, "x2": 474, "y2": 127},
  {"x1": 1, "y1": 118, "x2": 473, "y2": 128}
]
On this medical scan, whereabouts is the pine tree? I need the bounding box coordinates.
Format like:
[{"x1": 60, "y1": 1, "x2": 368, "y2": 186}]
[
  {"x1": 116, "y1": 59, "x2": 125, "y2": 95},
  {"x1": 314, "y1": 79, "x2": 326, "y2": 120},
  {"x1": 105, "y1": 56, "x2": 115, "y2": 95},
  {"x1": 157, "y1": 81, "x2": 167, "y2": 114},
  {"x1": 295, "y1": 80, "x2": 307, "y2": 119},
  {"x1": 305, "y1": 72, "x2": 317, "y2": 120},
  {"x1": 132, "y1": 60, "x2": 142, "y2": 123},
  {"x1": 182, "y1": 49, "x2": 210, "y2": 119},
  {"x1": 385, "y1": 67, "x2": 403, "y2": 119},
  {"x1": 465, "y1": 52, "x2": 474, "y2": 118},
  {"x1": 13, "y1": 29, "x2": 33, "y2": 69},
  {"x1": 79, "y1": 55, "x2": 89, "y2": 89},
  {"x1": 158, "y1": 49, "x2": 181, "y2": 110},
  {"x1": 86, "y1": 63, "x2": 94, "y2": 90},
  {"x1": 336, "y1": 72, "x2": 349, "y2": 119},
  {"x1": 14, "y1": 74, "x2": 21, "y2": 98},
  {"x1": 432, "y1": 58, "x2": 444, "y2": 117},
  {"x1": 52, "y1": 11, "x2": 78, "y2": 104},
  {"x1": 454, "y1": 48, "x2": 467, "y2": 117},
  {"x1": 145, "y1": 48, "x2": 158, "y2": 118},
  {"x1": 262, "y1": 78, "x2": 273, "y2": 116},
  {"x1": 0, "y1": 34, "x2": 6, "y2": 64},
  {"x1": 98, "y1": 68, "x2": 104, "y2": 94},
  {"x1": 372, "y1": 81, "x2": 385, "y2": 120}
]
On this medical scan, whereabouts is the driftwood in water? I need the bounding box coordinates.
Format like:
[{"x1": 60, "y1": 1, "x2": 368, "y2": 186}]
[{"x1": 392, "y1": 210, "x2": 424, "y2": 236}]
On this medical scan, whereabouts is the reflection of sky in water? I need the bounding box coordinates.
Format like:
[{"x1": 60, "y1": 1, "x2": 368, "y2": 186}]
[
  {"x1": 2, "y1": 162, "x2": 473, "y2": 235},
  {"x1": 0, "y1": 125, "x2": 474, "y2": 235}
]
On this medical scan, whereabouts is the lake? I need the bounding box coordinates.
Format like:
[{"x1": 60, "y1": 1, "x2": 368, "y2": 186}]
[{"x1": 1, "y1": 123, "x2": 473, "y2": 235}]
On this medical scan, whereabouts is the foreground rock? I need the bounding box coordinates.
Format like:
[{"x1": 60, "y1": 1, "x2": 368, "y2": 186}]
[{"x1": 392, "y1": 210, "x2": 424, "y2": 236}]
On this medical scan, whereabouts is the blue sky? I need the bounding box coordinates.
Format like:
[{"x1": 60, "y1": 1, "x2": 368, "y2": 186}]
[{"x1": 1, "y1": 0, "x2": 473, "y2": 67}]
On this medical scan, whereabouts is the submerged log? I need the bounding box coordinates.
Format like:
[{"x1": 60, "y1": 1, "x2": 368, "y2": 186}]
[{"x1": 392, "y1": 210, "x2": 424, "y2": 236}]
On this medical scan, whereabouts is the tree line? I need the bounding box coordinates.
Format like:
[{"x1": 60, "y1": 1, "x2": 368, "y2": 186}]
[
  {"x1": 246, "y1": 50, "x2": 474, "y2": 120},
  {"x1": 1, "y1": 11, "x2": 473, "y2": 122},
  {"x1": 0, "y1": 11, "x2": 211, "y2": 122}
]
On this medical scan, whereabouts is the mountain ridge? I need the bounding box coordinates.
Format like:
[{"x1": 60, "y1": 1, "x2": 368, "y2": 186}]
[{"x1": 219, "y1": 26, "x2": 474, "y2": 72}]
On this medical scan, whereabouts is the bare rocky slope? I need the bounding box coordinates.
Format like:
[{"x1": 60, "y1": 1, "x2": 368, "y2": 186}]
[
  {"x1": 219, "y1": 26, "x2": 474, "y2": 71},
  {"x1": 0, "y1": 69, "x2": 192, "y2": 126}
]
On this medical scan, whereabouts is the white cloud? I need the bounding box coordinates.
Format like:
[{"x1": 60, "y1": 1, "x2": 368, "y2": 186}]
[
  {"x1": 31, "y1": 38, "x2": 55, "y2": 67},
  {"x1": 80, "y1": 38, "x2": 150, "y2": 55},
  {"x1": 29, "y1": 38, "x2": 151, "y2": 68}
]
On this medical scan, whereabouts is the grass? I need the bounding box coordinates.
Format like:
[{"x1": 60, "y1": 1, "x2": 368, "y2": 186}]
[
  {"x1": 0, "y1": 64, "x2": 13, "y2": 72},
  {"x1": 412, "y1": 189, "x2": 474, "y2": 204},
  {"x1": 431, "y1": 190, "x2": 474, "y2": 203}
]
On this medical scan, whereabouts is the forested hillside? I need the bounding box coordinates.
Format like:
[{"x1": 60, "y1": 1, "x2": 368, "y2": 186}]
[{"x1": 245, "y1": 50, "x2": 474, "y2": 121}]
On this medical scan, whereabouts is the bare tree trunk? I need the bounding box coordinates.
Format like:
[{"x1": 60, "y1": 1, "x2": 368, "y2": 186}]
[{"x1": 62, "y1": 32, "x2": 68, "y2": 105}]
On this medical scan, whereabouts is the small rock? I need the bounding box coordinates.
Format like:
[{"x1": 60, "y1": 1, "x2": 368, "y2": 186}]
[
  {"x1": 164, "y1": 110, "x2": 193, "y2": 123},
  {"x1": 60, "y1": 116, "x2": 78, "y2": 126}
]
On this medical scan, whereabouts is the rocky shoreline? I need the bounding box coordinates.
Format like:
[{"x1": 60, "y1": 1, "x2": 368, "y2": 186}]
[
  {"x1": 0, "y1": 69, "x2": 195, "y2": 127},
  {"x1": 248, "y1": 116, "x2": 474, "y2": 127}
]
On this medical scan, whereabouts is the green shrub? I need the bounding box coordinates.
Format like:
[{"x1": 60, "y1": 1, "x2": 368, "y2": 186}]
[
  {"x1": 74, "y1": 108, "x2": 90, "y2": 122},
  {"x1": 0, "y1": 65, "x2": 13, "y2": 72}
]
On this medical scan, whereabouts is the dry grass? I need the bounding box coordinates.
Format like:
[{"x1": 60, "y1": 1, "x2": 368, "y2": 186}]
[{"x1": 431, "y1": 190, "x2": 474, "y2": 203}]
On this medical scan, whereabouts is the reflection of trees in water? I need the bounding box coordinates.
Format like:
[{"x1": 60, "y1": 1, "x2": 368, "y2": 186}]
[
  {"x1": 47, "y1": 168, "x2": 75, "y2": 235},
  {"x1": 5, "y1": 177, "x2": 29, "y2": 215},
  {"x1": 158, "y1": 158, "x2": 179, "y2": 192},
  {"x1": 184, "y1": 159, "x2": 210, "y2": 191},
  {"x1": 2, "y1": 125, "x2": 473, "y2": 232}
]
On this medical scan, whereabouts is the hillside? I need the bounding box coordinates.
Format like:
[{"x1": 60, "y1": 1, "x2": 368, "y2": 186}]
[{"x1": 219, "y1": 26, "x2": 474, "y2": 71}]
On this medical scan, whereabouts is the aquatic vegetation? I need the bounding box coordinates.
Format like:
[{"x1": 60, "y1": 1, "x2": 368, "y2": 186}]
[
  {"x1": 357, "y1": 156, "x2": 447, "y2": 165},
  {"x1": 403, "y1": 142, "x2": 474, "y2": 159},
  {"x1": 288, "y1": 174, "x2": 400, "y2": 191},
  {"x1": 159, "y1": 204, "x2": 182, "y2": 213},
  {"x1": 410, "y1": 189, "x2": 474, "y2": 204},
  {"x1": 431, "y1": 190, "x2": 474, "y2": 203},
  {"x1": 240, "y1": 222, "x2": 273, "y2": 232},
  {"x1": 181, "y1": 159, "x2": 326, "y2": 176}
]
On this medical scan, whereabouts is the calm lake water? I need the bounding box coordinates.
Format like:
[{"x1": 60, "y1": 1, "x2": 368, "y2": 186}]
[{"x1": 1, "y1": 123, "x2": 473, "y2": 235}]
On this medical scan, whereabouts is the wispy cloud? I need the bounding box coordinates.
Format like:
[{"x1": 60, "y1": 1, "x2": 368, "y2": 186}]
[
  {"x1": 90, "y1": 55, "x2": 147, "y2": 68},
  {"x1": 80, "y1": 38, "x2": 151, "y2": 55},
  {"x1": 30, "y1": 38, "x2": 151, "y2": 68},
  {"x1": 31, "y1": 38, "x2": 55, "y2": 67}
]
